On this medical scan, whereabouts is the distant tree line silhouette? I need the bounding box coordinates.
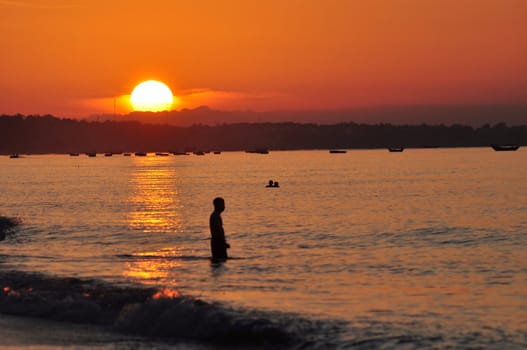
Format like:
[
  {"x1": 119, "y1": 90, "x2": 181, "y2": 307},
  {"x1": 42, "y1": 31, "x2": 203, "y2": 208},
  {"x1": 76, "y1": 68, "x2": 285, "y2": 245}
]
[{"x1": 1, "y1": 114, "x2": 526, "y2": 154}]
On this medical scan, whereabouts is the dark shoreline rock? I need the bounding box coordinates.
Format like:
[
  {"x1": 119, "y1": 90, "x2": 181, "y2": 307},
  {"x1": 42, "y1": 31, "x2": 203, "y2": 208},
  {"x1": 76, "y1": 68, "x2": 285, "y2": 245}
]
[{"x1": 0, "y1": 217, "x2": 19, "y2": 241}]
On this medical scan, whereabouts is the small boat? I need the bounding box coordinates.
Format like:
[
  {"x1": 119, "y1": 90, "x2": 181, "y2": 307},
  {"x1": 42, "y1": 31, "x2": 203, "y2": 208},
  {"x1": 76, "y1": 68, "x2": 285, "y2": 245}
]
[
  {"x1": 213, "y1": 151, "x2": 221, "y2": 155},
  {"x1": 329, "y1": 150, "x2": 346, "y2": 154},
  {"x1": 69, "y1": 153, "x2": 79, "y2": 157},
  {"x1": 388, "y1": 147, "x2": 404, "y2": 152},
  {"x1": 155, "y1": 152, "x2": 170, "y2": 156},
  {"x1": 194, "y1": 151, "x2": 205, "y2": 156},
  {"x1": 246, "y1": 148, "x2": 269, "y2": 154},
  {"x1": 123, "y1": 153, "x2": 131, "y2": 156},
  {"x1": 104, "y1": 153, "x2": 113, "y2": 157},
  {"x1": 491, "y1": 144, "x2": 519, "y2": 151},
  {"x1": 172, "y1": 152, "x2": 189, "y2": 156},
  {"x1": 86, "y1": 153, "x2": 96, "y2": 157},
  {"x1": 9, "y1": 154, "x2": 19, "y2": 158},
  {"x1": 134, "y1": 152, "x2": 147, "y2": 157}
]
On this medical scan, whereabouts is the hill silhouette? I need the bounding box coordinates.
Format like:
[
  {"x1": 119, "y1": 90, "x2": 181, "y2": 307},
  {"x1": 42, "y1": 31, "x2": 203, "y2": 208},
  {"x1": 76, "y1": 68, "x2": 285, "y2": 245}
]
[
  {"x1": 90, "y1": 104, "x2": 527, "y2": 127},
  {"x1": 1, "y1": 114, "x2": 526, "y2": 154}
]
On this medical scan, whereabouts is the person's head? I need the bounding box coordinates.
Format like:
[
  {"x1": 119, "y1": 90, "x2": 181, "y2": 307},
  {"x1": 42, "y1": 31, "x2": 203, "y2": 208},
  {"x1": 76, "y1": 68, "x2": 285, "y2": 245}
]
[
  {"x1": 213, "y1": 197, "x2": 225, "y2": 212},
  {"x1": 274, "y1": 181, "x2": 279, "y2": 187},
  {"x1": 268, "y1": 180, "x2": 273, "y2": 186}
]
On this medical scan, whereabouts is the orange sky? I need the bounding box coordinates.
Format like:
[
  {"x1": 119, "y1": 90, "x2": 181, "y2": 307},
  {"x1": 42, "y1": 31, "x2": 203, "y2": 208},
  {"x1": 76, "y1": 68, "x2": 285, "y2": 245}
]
[{"x1": 1, "y1": 0, "x2": 526, "y2": 117}]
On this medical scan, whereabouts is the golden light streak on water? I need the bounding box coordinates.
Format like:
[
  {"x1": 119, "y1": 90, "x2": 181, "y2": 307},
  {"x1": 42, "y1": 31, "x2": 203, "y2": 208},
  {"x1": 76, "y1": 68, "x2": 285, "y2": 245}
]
[
  {"x1": 127, "y1": 156, "x2": 184, "y2": 233},
  {"x1": 122, "y1": 248, "x2": 184, "y2": 285}
]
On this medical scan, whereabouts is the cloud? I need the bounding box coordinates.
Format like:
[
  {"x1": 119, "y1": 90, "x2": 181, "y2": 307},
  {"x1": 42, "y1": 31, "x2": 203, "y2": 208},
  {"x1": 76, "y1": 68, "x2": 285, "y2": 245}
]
[
  {"x1": 75, "y1": 88, "x2": 286, "y2": 117},
  {"x1": 77, "y1": 95, "x2": 132, "y2": 116},
  {"x1": 176, "y1": 88, "x2": 287, "y2": 111}
]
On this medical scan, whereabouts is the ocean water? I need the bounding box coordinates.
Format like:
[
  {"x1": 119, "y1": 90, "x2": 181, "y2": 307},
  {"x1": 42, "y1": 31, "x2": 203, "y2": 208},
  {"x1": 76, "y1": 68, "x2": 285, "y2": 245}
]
[{"x1": 0, "y1": 149, "x2": 526, "y2": 349}]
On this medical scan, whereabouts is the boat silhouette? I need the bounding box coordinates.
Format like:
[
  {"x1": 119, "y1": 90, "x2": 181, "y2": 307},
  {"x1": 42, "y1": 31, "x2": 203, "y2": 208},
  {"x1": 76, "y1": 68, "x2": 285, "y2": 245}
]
[
  {"x1": 388, "y1": 147, "x2": 404, "y2": 152},
  {"x1": 246, "y1": 148, "x2": 269, "y2": 154},
  {"x1": 491, "y1": 144, "x2": 519, "y2": 151}
]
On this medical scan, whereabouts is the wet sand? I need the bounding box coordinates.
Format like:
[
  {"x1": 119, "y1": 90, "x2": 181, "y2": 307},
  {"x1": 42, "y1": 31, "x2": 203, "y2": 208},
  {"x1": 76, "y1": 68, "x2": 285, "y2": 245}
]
[
  {"x1": 0, "y1": 313, "x2": 114, "y2": 348},
  {"x1": 0, "y1": 313, "x2": 205, "y2": 349}
]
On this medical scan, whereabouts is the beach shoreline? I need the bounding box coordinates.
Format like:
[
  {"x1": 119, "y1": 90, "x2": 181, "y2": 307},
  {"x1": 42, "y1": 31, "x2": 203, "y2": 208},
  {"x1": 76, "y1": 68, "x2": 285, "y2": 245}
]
[
  {"x1": 0, "y1": 312, "x2": 212, "y2": 349},
  {"x1": 0, "y1": 312, "x2": 121, "y2": 348}
]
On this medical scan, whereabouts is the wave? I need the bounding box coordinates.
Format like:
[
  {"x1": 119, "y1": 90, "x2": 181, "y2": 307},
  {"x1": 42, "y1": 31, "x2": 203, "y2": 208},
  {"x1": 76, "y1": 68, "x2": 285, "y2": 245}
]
[
  {"x1": 0, "y1": 270, "x2": 344, "y2": 348},
  {"x1": 1, "y1": 270, "x2": 524, "y2": 349}
]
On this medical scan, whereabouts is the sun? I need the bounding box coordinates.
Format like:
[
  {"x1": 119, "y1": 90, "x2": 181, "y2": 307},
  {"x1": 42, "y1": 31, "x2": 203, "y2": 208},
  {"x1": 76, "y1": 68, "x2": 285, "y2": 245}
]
[{"x1": 130, "y1": 80, "x2": 174, "y2": 112}]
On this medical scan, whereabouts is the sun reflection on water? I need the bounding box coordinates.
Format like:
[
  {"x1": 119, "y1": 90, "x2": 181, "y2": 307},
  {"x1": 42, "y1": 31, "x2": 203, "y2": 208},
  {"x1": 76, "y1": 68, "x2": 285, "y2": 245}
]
[
  {"x1": 123, "y1": 248, "x2": 184, "y2": 285},
  {"x1": 124, "y1": 157, "x2": 188, "y2": 286},
  {"x1": 152, "y1": 288, "x2": 180, "y2": 299},
  {"x1": 127, "y1": 156, "x2": 184, "y2": 233}
]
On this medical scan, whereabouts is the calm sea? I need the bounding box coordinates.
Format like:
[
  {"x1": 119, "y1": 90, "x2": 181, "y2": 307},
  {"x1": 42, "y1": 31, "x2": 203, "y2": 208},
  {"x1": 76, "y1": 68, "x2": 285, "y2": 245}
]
[{"x1": 0, "y1": 149, "x2": 526, "y2": 349}]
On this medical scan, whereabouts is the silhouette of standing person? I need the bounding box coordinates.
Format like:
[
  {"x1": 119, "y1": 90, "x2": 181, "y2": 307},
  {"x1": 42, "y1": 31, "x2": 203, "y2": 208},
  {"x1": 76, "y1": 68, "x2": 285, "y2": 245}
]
[
  {"x1": 210, "y1": 197, "x2": 230, "y2": 261},
  {"x1": 266, "y1": 180, "x2": 274, "y2": 187}
]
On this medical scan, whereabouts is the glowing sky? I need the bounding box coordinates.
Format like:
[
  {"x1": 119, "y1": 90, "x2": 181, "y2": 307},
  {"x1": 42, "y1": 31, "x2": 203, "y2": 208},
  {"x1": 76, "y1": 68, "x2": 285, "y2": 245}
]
[{"x1": 1, "y1": 0, "x2": 526, "y2": 117}]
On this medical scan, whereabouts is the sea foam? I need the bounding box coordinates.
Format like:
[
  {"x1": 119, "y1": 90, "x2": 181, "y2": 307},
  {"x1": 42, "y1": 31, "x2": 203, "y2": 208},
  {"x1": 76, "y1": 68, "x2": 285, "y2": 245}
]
[{"x1": 0, "y1": 270, "x2": 343, "y2": 348}]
